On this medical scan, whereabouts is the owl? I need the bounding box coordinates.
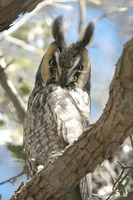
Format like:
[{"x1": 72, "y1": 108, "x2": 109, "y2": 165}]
[{"x1": 24, "y1": 16, "x2": 94, "y2": 200}]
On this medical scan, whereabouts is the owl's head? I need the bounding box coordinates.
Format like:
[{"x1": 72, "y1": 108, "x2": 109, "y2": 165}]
[{"x1": 40, "y1": 16, "x2": 94, "y2": 89}]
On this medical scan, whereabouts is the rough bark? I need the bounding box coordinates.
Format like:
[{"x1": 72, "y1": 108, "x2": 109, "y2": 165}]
[
  {"x1": 9, "y1": 39, "x2": 133, "y2": 199},
  {"x1": 0, "y1": 0, "x2": 44, "y2": 32}
]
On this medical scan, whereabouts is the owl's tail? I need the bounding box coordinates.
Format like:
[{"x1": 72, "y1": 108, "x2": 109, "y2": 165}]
[
  {"x1": 58, "y1": 174, "x2": 92, "y2": 200},
  {"x1": 80, "y1": 173, "x2": 93, "y2": 200},
  {"x1": 59, "y1": 185, "x2": 81, "y2": 200}
]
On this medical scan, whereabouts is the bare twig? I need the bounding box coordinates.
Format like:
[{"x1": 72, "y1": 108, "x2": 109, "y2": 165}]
[
  {"x1": 78, "y1": 0, "x2": 86, "y2": 34},
  {"x1": 5, "y1": 36, "x2": 43, "y2": 56},
  {"x1": 87, "y1": 0, "x2": 101, "y2": 5},
  {"x1": 0, "y1": 52, "x2": 26, "y2": 123},
  {"x1": 106, "y1": 162, "x2": 133, "y2": 200},
  {"x1": 0, "y1": 171, "x2": 24, "y2": 185},
  {"x1": 5, "y1": 59, "x2": 16, "y2": 69},
  {"x1": 93, "y1": 7, "x2": 128, "y2": 24},
  {"x1": 129, "y1": 134, "x2": 133, "y2": 149}
]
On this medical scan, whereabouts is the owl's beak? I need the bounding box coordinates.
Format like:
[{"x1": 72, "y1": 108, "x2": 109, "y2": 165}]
[{"x1": 60, "y1": 70, "x2": 67, "y2": 87}]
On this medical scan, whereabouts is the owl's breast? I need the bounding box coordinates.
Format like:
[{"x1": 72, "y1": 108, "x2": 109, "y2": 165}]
[
  {"x1": 47, "y1": 85, "x2": 90, "y2": 144},
  {"x1": 69, "y1": 88, "x2": 90, "y2": 128}
]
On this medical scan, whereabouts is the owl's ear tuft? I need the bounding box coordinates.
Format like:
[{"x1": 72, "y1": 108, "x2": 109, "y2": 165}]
[
  {"x1": 52, "y1": 16, "x2": 64, "y2": 45},
  {"x1": 78, "y1": 22, "x2": 94, "y2": 47}
]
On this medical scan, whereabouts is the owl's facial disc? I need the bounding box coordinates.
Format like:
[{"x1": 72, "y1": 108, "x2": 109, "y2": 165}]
[
  {"x1": 55, "y1": 51, "x2": 81, "y2": 87},
  {"x1": 41, "y1": 43, "x2": 90, "y2": 88},
  {"x1": 55, "y1": 48, "x2": 90, "y2": 89}
]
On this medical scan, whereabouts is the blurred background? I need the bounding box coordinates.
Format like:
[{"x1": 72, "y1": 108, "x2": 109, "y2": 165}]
[{"x1": 0, "y1": 0, "x2": 133, "y2": 199}]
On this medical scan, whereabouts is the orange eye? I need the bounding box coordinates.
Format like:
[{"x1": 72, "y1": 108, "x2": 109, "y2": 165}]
[
  {"x1": 49, "y1": 59, "x2": 56, "y2": 66},
  {"x1": 49, "y1": 59, "x2": 53, "y2": 66}
]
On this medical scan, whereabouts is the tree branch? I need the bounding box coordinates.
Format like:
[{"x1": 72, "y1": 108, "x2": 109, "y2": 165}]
[
  {"x1": 0, "y1": 0, "x2": 44, "y2": 32},
  {"x1": 78, "y1": 0, "x2": 85, "y2": 34},
  {"x1": 9, "y1": 38, "x2": 133, "y2": 199},
  {"x1": 0, "y1": 171, "x2": 24, "y2": 185},
  {"x1": 0, "y1": 52, "x2": 26, "y2": 123},
  {"x1": 0, "y1": 0, "x2": 77, "y2": 32}
]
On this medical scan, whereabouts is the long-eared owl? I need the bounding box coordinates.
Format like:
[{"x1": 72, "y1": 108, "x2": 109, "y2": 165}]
[{"x1": 24, "y1": 16, "x2": 94, "y2": 200}]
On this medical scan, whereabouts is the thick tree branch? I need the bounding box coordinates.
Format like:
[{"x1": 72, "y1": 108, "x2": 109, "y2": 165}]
[
  {"x1": 9, "y1": 38, "x2": 133, "y2": 199},
  {"x1": 0, "y1": 0, "x2": 44, "y2": 32}
]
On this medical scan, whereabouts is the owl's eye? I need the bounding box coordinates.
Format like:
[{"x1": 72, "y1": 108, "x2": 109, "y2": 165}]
[
  {"x1": 77, "y1": 64, "x2": 83, "y2": 72},
  {"x1": 49, "y1": 59, "x2": 57, "y2": 67},
  {"x1": 77, "y1": 65, "x2": 83, "y2": 71}
]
